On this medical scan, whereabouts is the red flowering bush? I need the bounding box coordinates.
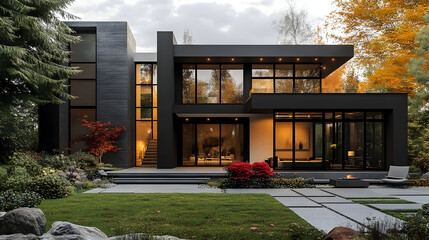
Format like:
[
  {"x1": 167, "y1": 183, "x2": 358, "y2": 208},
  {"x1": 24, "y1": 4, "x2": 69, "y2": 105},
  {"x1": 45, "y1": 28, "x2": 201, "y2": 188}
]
[
  {"x1": 252, "y1": 162, "x2": 275, "y2": 178},
  {"x1": 227, "y1": 162, "x2": 254, "y2": 180}
]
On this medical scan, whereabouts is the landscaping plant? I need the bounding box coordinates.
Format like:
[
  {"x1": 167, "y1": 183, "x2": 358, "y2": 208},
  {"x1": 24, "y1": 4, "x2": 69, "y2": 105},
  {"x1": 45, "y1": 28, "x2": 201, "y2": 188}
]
[
  {"x1": 0, "y1": 190, "x2": 43, "y2": 212},
  {"x1": 78, "y1": 115, "x2": 126, "y2": 163}
]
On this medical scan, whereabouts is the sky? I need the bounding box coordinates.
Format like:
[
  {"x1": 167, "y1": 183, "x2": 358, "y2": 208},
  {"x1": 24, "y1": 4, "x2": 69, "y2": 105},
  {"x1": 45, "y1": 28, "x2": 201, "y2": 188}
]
[{"x1": 66, "y1": 0, "x2": 335, "y2": 52}]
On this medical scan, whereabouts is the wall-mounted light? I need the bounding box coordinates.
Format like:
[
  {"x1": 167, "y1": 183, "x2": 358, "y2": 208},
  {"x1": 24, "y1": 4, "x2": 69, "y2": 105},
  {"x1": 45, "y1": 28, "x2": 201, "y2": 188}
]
[
  {"x1": 231, "y1": 58, "x2": 235, "y2": 61},
  {"x1": 234, "y1": 117, "x2": 239, "y2": 121},
  {"x1": 259, "y1": 58, "x2": 263, "y2": 61},
  {"x1": 207, "y1": 58, "x2": 211, "y2": 61},
  {"x1": 206, "y1": 117, "x2": 210, "y2": 121},
  {"x1": 296, "y1": 58, "x2": 300, "y2": 61},
  {"x1": 314, "y1": 58, "x2": 318, "y2": 61},
  {"x1": 278, "y1": 58, "x2": 283, "y2": 61},
  {"x1": 185, "y1": 118, "x2": 189, "y2": 122}
]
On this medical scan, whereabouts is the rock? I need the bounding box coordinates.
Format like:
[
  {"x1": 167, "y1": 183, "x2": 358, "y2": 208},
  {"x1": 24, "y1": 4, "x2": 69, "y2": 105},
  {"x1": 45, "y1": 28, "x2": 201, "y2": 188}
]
[
  {"x1": 97, "y1": 169, "x2": 108, "y2": 177},
  {"x1": 98, "y1": 167, "x2": 113, "y2": 171},
  {"x1": 322, "y1": 227, "x2": 362, "y2": 240},
  {"x1": 108, "y1": 233, "x2": 184, "y2": 240},
  {"x1": 0, "y1": 233, "x2": 38, "y2": 240},
  {"x1": 0, "y1": 212, "x2": 5, "y2": 218},
  {"x1": 422, "y1": 172, "x2": 429, "y2": 179},
  {"x1": 0, "y1": 208, "x2": 46, "y2": 236},
  {"x1": 42, "y1": 221, "x2": 107, "y2": 240},
  {"x1": 92, "y1": 178, "x2": 102, "y2": 184}
]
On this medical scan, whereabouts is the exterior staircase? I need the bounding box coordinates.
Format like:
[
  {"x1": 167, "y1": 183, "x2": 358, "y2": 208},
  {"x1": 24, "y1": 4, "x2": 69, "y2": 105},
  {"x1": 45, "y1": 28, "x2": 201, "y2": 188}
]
[{"x1": 140, "y1": 139, "x2": 157, "y2": 167}]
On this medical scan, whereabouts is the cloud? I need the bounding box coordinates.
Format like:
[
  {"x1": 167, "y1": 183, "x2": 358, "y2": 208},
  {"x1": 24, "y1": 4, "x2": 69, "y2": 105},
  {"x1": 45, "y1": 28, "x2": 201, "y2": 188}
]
[{"x1": 65, "y1": 0, "x2": 333, "y2": 52}]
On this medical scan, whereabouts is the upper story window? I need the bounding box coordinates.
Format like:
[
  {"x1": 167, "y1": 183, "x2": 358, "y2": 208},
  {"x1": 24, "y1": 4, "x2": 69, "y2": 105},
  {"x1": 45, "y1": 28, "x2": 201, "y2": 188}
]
[
  {"x1": 251, "y1": 64, "x2": 321, "y2": 94},
  {"x1": 182, "y1": 64, "x2": 243, "y2": 104}
]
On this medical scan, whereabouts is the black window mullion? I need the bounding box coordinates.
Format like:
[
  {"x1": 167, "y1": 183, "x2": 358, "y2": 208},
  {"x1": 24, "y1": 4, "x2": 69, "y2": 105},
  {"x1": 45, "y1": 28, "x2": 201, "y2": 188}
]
[
  {"x1": 195, "y1": 64, "x2": 197, "y2": 104},
  {"x1": 219, "y1": 64, "x2": 221, "y2": 104},
  {"x1": 292, "y1": 112, "x2": 296, "y2": 169},
  {"x1": 293, "y1": 64, "x2": 296, "y2": 93},
  {"x1": 363, "y1": 112, "x2": 367, "y2": 170}
]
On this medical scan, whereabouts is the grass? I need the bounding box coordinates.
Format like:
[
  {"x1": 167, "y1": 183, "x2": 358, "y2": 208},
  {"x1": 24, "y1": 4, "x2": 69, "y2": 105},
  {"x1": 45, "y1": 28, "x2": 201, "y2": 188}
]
[
  {"x1": 39, "y1": 193, "x2": 322, "y2": 240},
  {"x1": 382, "y1": 210, "x2": 419, "y2": 220},
  {"x1": 352, "y1": 199, "x2": 415, "y2": 204}
]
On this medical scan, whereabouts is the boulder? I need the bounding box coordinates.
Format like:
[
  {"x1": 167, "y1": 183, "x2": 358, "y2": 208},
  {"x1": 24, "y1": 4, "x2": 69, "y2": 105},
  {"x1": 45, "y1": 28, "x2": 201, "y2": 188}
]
[
  {"x1": 0, "y1": 208, "x2": 46, "y2": 236},
  {"x1": 0, "y1": 212, "x2": 5, "y2": 218},
  {"x1": 322, "y1": 227, "x2": 362, "y2": 240},
  {"x1": 41, "y1": 221, "x2": 107, "y2": 240},
  {"x1": 422, "y1": 172, "x2": 429, "y2": 179},
  {"x1": 0, "y1": 233, "x2": 38, "y2": 240},
  {"x1": 97, "y1": 169, "x2": 108, "y2": 177}
]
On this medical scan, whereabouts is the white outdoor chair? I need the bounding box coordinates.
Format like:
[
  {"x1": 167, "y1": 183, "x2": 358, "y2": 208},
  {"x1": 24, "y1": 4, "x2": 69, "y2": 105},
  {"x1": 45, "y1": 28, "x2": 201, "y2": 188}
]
[{"x1": 381, "y1": 166, "x2": 409, "y2": 184}]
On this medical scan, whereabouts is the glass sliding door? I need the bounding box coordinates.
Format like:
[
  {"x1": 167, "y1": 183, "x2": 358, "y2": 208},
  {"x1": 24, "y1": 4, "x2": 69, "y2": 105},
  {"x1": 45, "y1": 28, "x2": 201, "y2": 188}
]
[
  {"x1": 197, "y1": 124, "x2": 220, "y2": 166},
  {"x1": 182, "y1": 124, "x2": 196, "y2": 166},
  {"x1": 221, "y1": 124, "x2": 243, "y2": 165},
  {"x1": 344, "y1": 122, "x2": 364, "y2": 169},
  {"x1": 366, "y1": 122, "x2": 384, "y2": 169},
  {"x1": 275, "y1": 122, "x2": 293, "y2": 169}
]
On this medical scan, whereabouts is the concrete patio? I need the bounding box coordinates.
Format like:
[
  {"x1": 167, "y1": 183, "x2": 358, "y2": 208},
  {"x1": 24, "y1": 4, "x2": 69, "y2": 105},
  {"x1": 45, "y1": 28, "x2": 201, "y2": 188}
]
[{"x1": 85, "y1": 185, "x2": 429, "y2": 233}]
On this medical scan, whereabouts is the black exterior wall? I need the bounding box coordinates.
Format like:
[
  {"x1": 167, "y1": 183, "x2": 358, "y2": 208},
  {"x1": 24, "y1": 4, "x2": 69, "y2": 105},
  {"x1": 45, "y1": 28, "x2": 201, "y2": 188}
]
[{"x1": 39, "y1": 22, "x2": 136, "y2": 168}]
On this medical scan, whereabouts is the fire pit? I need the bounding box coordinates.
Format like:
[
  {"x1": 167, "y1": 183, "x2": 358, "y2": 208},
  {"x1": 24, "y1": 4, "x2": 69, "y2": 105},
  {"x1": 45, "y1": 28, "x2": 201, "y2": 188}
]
[{"x1": 329, "y1": 175, "x2": 369, "y2": 188}]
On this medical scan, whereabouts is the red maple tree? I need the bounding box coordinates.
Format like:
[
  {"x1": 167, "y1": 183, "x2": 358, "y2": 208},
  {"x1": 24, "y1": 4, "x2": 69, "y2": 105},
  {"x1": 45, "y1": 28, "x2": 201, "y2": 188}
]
[{"x1": 79, "y1": 116, "x2": 126, "y2": 163}]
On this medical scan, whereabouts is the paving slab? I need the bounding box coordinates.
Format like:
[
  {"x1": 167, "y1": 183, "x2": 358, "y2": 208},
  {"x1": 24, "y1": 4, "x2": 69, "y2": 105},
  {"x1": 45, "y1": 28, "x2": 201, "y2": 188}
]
[
  {"x1": 394, "y1": 196, "x2": 429, "y2": 204},
  {"x1": 323, "y1": 203, "x2": 404, "y2": 228},
  {"x1": 369, "y1": 203, "x2": 423, "y2": 210},
  {"x1": 225, "y1": 188, "x2": 301, "y2": 196},
  {"x1": 290, "y1": 207, "x2": 361, "y2": 233},
  {"x1": 275, "y1": 197, "x2": 321, "y2": 207},
  {"x1": 83, "y1": 188, "x2": 104, "y2": 193},
  {"x1": 293, "y1": 188, "x2": 334, "y2": 197},
  {"x1": 309, "y1": 196, "x2": 353, "y2": 204},
  {"x1": 322, "y1": 188, "x2": 388, "y2": 198}
]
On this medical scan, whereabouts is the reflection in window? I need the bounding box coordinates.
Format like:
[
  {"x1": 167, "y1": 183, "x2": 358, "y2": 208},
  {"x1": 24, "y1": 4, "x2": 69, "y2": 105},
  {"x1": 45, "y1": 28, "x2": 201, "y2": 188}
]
[
  {"x1": 197, "y1": 124, "x2": 220, "y2": 165},
  {"x1": 275, "y1": 79, "x2": 293, "y2": 93},
  {"x1": 70, "y1": 108, "x2": 96, "y2": 153},
  {"x1": 182, "y1": 124, "x2": 196, "y2": 166},
  {"x1": 366, "y1": 122, "x2": 384, "y2": 169},
  {"x1": 70, "y1": 80, "x2": 96, "y2": 106},
  {"x1": 182, "y1": 64, "x2": 196, "y2": 104},
  {"x1": 275, "y1": 64, "x2": 293, "y2": 77},
  {"x1": 137, "y1": 64, "x2": 152, "y2": 84},
  {"x1": 275, "y1": 122, "x2": 293, "y2": 169},
  {"x1": 295, "y1": 79, "x2": 320, "y2": 93},
  {"x1": 345, "y1": 112, "x2": 364, "y2": 119},
  {"x1": 345, "y1": 122, "x2": 364, "y2": 169},
  {"x1": 136, "y1": 86, "x2": 152, "y2": 107},
  {"x1": 70, "y1": 34, "x2": 96, "y2": 62},
  {"x1": 221, "y1": 65, "x2": 243, "y2": 103},
  {"x1": 221, "y1": 124, "x2": 243, "y2": 165},
  {"x1": 197, "y1": 65, "x2": 220, "y2": 103},
  {"x1": 252, "y1": 79, "x2": 274, "y2": 93},
  {"x1": 295, "y1": 64, "x2": 320, "y2": 77},
  {"x1": 136, "y1": 108, "x2": 152, "y2": 120},
  {"x1": 252, "y1": 64, "x2": 273, "y2": 77},
  {"x1": 136, "y1": 121, "x2": 152, "y2": 166}
]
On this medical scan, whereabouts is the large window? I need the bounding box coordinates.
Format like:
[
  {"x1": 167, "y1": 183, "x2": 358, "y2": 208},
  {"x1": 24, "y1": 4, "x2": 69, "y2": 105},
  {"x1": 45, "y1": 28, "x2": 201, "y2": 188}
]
[
  {"x1": 182, "y1": 121, "x2": 244, "y2": 166},
  {"x1": 136, "y1": 63, "x2": 157, "y2": 166},
  {"x1": 182, "y1": 64, "x2": 243, "y2": 104},
  {"x1": 274, "y1": 111, "x2": 385, "y2": 170},
  {"x1": 69, "y1": 30, "x2": 96, "y2": 153},
  {"x1": 252, "y1": 64, "x2": 321, "y2": 94}
]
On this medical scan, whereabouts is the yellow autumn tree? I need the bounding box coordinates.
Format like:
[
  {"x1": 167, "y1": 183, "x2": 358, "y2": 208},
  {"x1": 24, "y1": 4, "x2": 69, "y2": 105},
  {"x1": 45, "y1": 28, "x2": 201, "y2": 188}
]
[{"x1": 327, "y1": 0, "x2": 429, "y2": 95}]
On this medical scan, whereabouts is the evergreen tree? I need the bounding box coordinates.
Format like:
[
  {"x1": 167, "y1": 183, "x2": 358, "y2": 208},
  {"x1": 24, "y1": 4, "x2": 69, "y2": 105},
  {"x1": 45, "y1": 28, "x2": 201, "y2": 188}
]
[{"x1": 0, "y1": 0, "x2": 80, "y2": 106}]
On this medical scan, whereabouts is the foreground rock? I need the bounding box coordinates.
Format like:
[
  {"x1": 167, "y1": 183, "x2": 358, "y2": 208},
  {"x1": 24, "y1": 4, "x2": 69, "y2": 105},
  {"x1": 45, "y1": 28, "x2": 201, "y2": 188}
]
[
  {"x1": 41, "y1": 221, "x2": 107, "y2": 240},
  {"x1": 0, "y1": 208, "x2": 46, "y2": 236},
  {"x1": 322, "y1": 227, "x2": 362, "y2": 240},
  {"x1": 0, "y1": 233, "x2": 38, "y2": 240},
  {"x1": 108, "y1": 233, "x2": 185, "y2": 240}
]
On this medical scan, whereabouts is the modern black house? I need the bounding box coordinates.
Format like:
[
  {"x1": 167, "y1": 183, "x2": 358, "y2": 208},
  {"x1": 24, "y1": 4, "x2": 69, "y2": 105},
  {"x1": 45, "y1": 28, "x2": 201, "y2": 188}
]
[{"x1": 39, "y1": 21, "x2": 408, "y2": 171}]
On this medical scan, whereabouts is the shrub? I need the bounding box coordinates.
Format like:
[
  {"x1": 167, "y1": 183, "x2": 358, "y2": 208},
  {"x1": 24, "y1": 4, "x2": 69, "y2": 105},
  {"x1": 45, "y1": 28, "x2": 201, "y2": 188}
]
[
  {"x1": 0, "y1": 165, "x2": 8, "y2": 191},
  {"x1": 39, "y1": 153, "x2": 75, "y2": 171},
  {"x1": 252, "y1": 162, "x2": 275, "y2": 178},
  {"x1": 272, "y1": 176, "x2": 315, "y2": 189},
  {"x1": 30, "y1": 174, "x2": 72, "y2": 199},
  {"x1": 4, "y1": 166, "x2": 33, "y2": 192},
  {"x1": 0, "y1": 190, "x2": 43, "y2": 212},
  {"x1": 405, "y1": 204, "x2": 429, "y2": 239},
  {"x1": 413, "y1": 153, "x2": 429, "y2": 173},
  {"x1": 8, "y1": 152, "x2": 42, "y2": 177},
  {"x1": 69, "y1": 151, "x2": 97, "y2": 169},
  {"x1": 408, "y1": 178, "x2": 429, "y2": 186},
  {"x1": 227, "y1": 162, "x2": 254, "y2": 180},
  {"x1": 288, "y1": 222, "x2": 324, "y2": 240},
  {"x1": 74, "y1": 180, "x2": 97, "y2": 191}
]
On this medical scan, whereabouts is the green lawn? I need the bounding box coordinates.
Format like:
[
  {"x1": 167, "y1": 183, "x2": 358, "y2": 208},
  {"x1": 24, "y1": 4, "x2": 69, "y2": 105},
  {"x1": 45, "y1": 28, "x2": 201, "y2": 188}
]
[{"x1": 39, "y1": 193, "x2": 322, "y2": 240}]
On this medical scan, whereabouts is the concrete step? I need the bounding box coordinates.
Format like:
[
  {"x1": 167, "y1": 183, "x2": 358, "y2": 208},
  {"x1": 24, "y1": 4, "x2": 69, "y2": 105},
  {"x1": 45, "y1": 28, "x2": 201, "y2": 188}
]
[
  {"x1": 113, "y1": 178, "x2": 210, "y2": 184},
  {"x1": 142, "y1": 160, "x2": 157, "y2": 163}
]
